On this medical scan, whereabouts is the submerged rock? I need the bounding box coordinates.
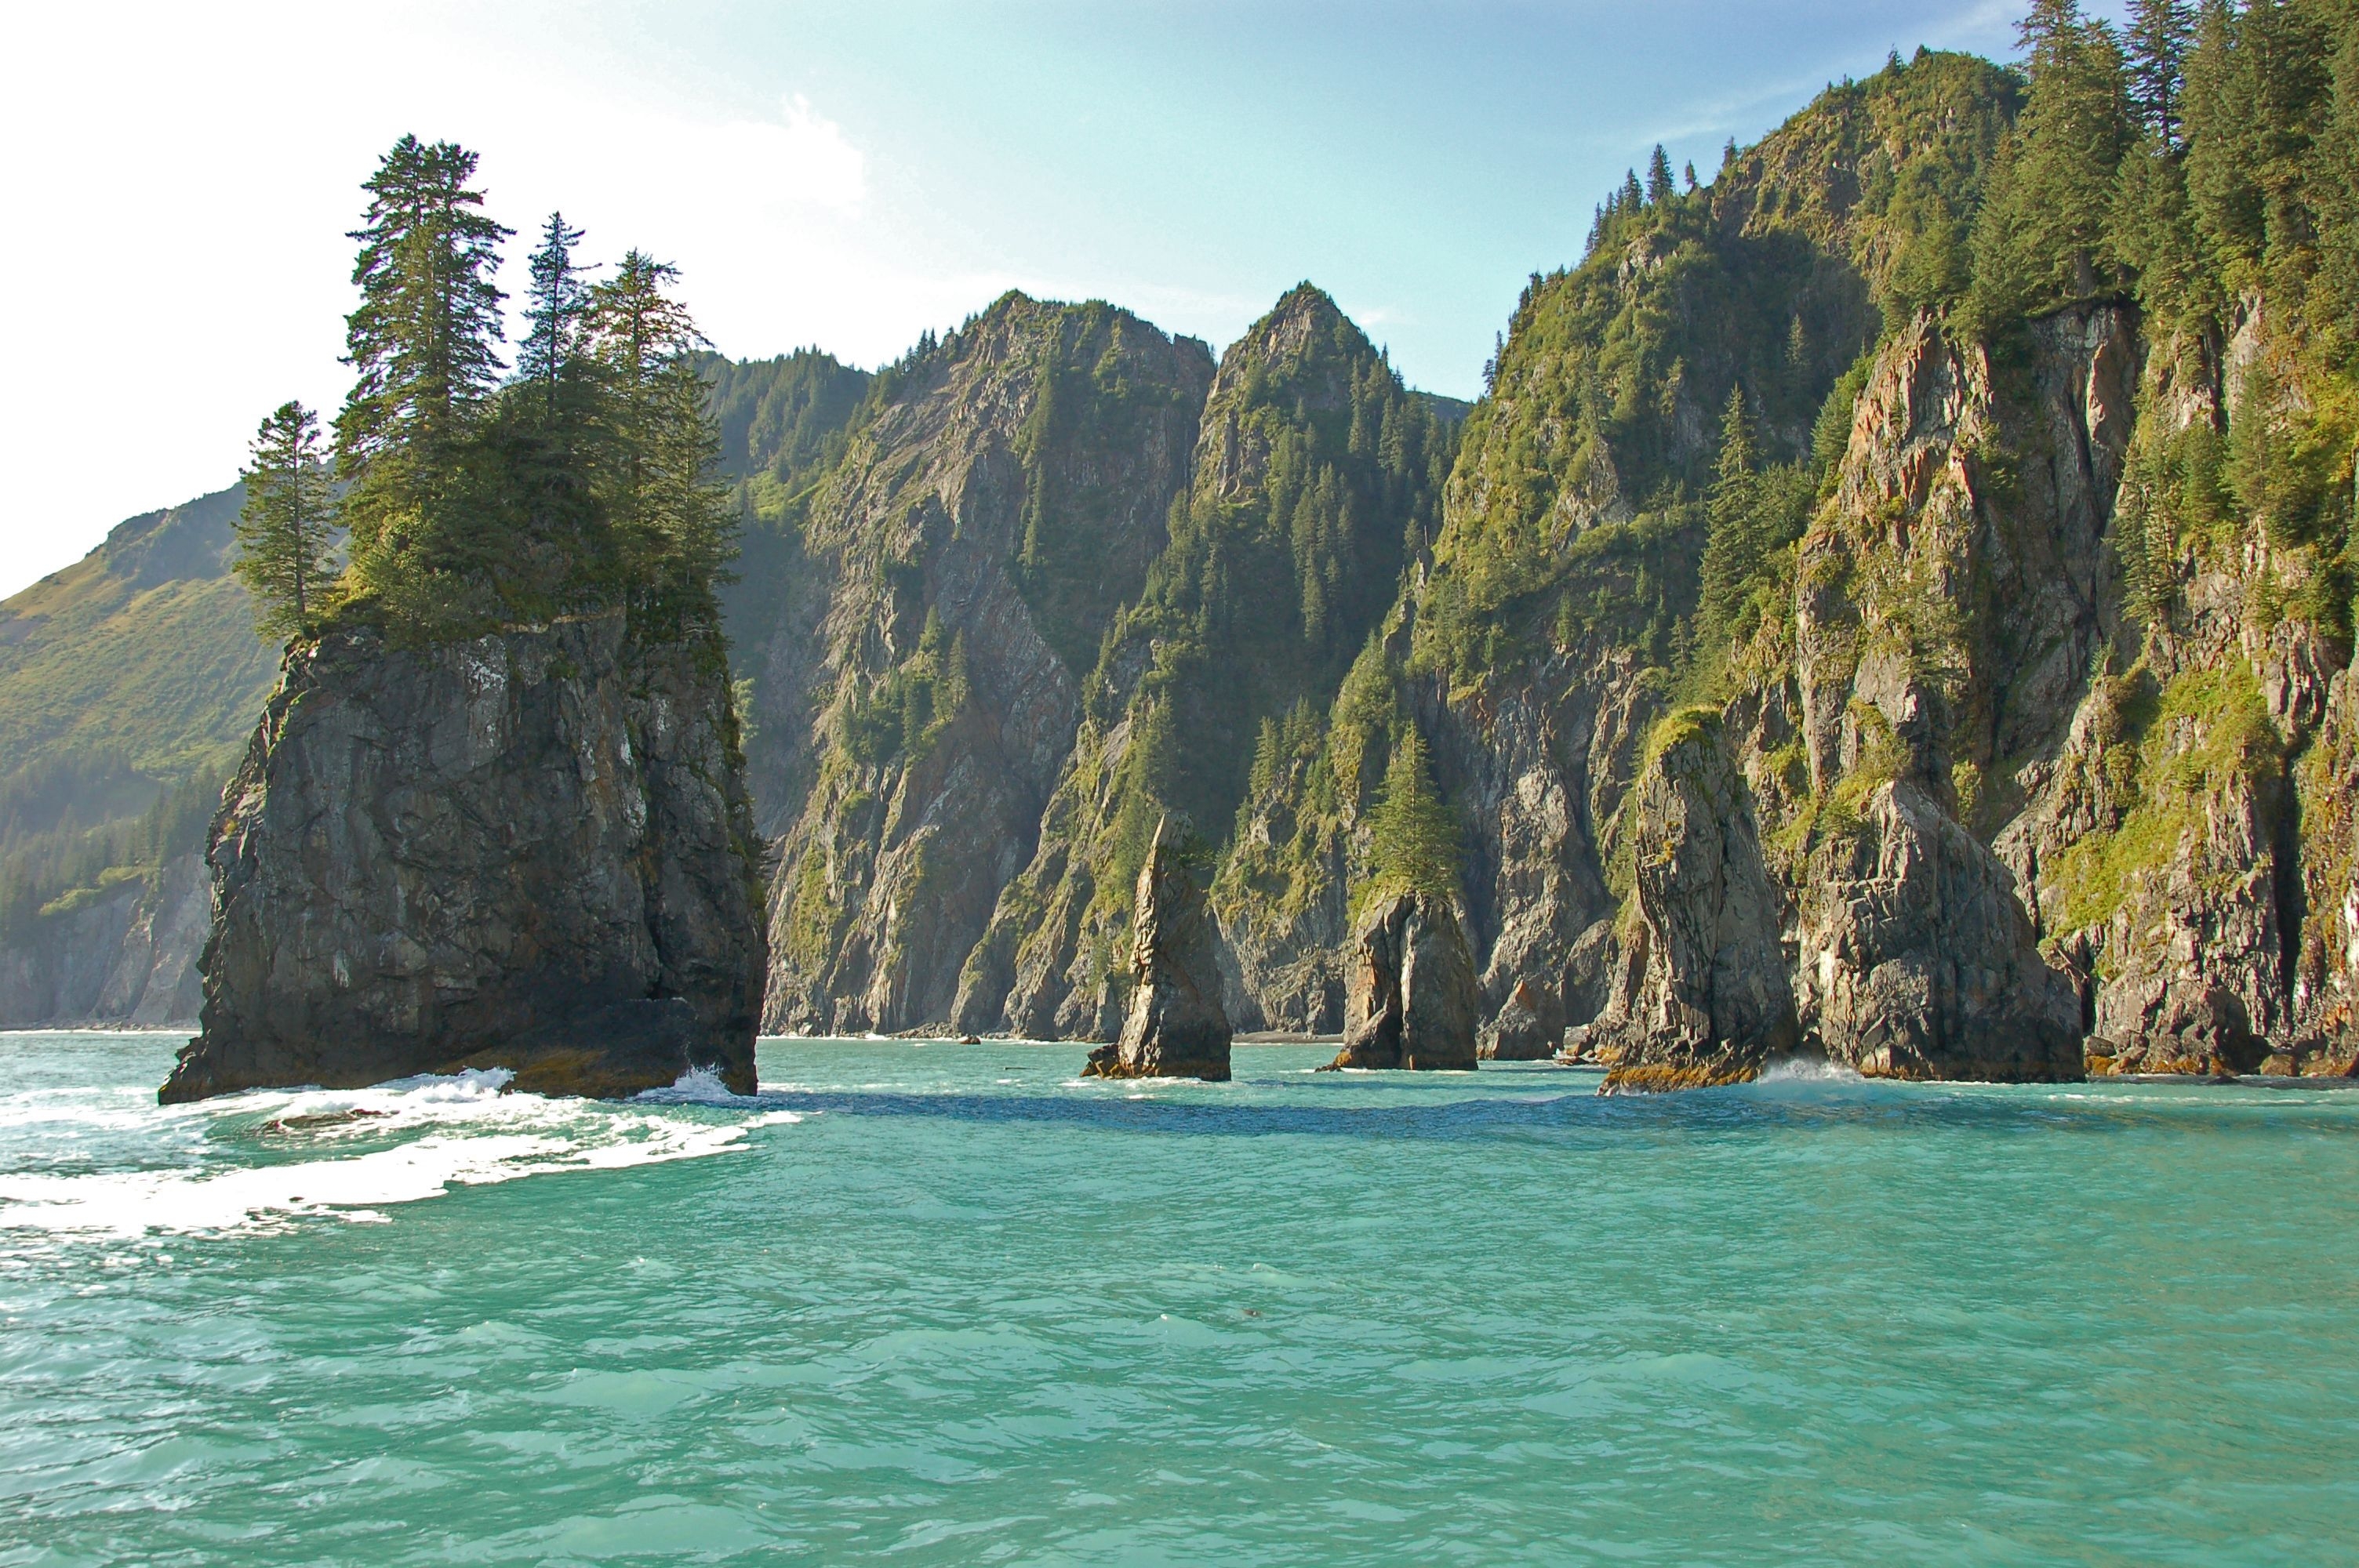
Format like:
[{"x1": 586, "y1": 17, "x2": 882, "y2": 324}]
[
  {"x1": 1478, "y1": 977, "x2": 1564, "y2": 1061},
  {"x1": 1585, "y1": 715, "x2": 1797, "y2": 1092},
  {"x1": 1797, "y1": 781, "x2": 2083, "y2": 1082},
  {"x1": 1325, "y1": 891, "x2": 1479, "y2": 1070},
  {"x1": 160, "y1": 612, "x2": 768, "y2": 1104},
  {"x1": 1084, "y1": 815, "x2": 1231, "y2": 1081}
]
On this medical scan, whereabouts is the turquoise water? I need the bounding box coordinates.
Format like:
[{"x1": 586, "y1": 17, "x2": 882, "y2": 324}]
[{"x1": 2, "y1": 1035, "x2": 2357, "y2": 1565}]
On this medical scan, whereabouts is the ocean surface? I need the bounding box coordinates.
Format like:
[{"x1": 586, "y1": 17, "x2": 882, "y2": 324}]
[{"x1": 2, "y1": 1033, "x2": 2356, "y2": 1566}]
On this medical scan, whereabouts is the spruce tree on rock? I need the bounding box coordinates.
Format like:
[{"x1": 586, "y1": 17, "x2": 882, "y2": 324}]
[
  {"x1": 518, "y1": 211, "x2": 591, "y2": 421},
  {"x1": 233, "y1": 401, "x2": 341, "y2": 641},
  {"x1": 1369, "y1": 727, "x2": 1458, "y2": 902},
  {"x1": 335, "y1": 135, "x2": 512, "y2": 605},
  {"x1": 585, "y1": 250, "x2": 732, "y2": 621}
]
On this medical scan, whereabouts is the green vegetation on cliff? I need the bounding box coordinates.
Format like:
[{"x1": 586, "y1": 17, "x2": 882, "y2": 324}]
[
  {"x1": 1422, "y1": 49, "x2": 2023, "y2": 687},
  {"x1": 1091, "y1": 285, "x2": 1454, "y2": 852}
]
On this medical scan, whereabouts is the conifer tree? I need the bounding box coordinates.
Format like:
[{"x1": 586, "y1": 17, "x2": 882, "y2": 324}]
[
  {"x1": 1697, "y1": 388, "x2": 1760, "y2": 641},
  {"x1": 2313, "y1": 15, "x2": 2359, "y2": 348},
  {"x1": 233, "y1": 401, "x2": 341, "y2": 640},
  {"x1": 336, "y1": 136, "x2": 511, "y2": 496},
  {"x1": 334, "y1": 136, "x2": 513, "y2": 612},
  {"x1": 1368, "y1": 727, "x2": 1457, "y2": 901},
  {"x1": 1965, "y1": 0, "x2": 2132, "y2": 330},
  {"x1": 1646, "y1": 144, "x2": 1675, "y2": 205},
  {"x1": 585, "y1": 250, "x2": 732, "y2": 616},
  {"x1": 518, "y1": 212, "x2": 590, "y2": 419},
  {"x1": 2125, "y1": 0, "x2": 2196, "y2": 146}
]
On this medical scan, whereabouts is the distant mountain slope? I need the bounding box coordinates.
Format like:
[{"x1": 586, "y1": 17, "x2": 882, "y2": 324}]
[
  {"x1": 0, "y1": 485, "x2": 276, "y2": 786},
  {"x1": 0, "y1": 486, "x2": 267, "y2": 1026}
]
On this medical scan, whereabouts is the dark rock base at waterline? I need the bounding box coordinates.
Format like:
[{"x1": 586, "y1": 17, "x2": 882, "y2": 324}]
[{"x1": 161, "y1": 996, "x2": 751, "y2": 1104}]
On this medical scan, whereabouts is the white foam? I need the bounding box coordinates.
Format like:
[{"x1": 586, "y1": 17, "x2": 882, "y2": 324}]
[
  {"x1": 633, "y1": 1065, "x2": 755, "y2": 1106},
  {"x1": 0, "y1": 1071, "x2": 803, "y2": 1242},
  {"x1": 1752, "y1": 1058, "x2": 1867, "y2": 1085}
]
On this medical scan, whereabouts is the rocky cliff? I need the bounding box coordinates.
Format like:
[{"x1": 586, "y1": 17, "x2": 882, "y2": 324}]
[
  {"x1": 951, "y1": 286, "x2": 1456, "y2": 1040},
  {"x1": 1325, "y1": 890, "x2": 1481, "y2": 1070},
  {"x1": 1579, "y1": 713, "x2": 1797, "y2": 1091},
  {"x1": 162, "y1": 612, "x2": 767, "y2": 1102},
  {"x1": 0, "y1": 854, "x2": 209, "y2": 1028},
  {"x1": 759, "y1": 294, "x2": 1213, "y2": 1034}
]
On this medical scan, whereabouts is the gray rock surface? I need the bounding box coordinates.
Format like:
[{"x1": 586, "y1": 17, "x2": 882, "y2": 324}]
[
  {"x1": 1084, "y1": 815, "x2": 1231, "y2": 1080},
  {"x1": 162, "y1": 612, "x2": 766, "y2": 1103},
  {"x1": 1478, "y1": 977, "x2": 1564, "y2": 1061},
  {"x1": 1325, "y1": 890, "x2": 1479, "y2": 1070},
  {"x1": 1797, "y1": 780, "x2": 2082, "y2": 1081},
  {"x1": 1584, "y1": 717, "x2": 1798, "y2": 1092}
]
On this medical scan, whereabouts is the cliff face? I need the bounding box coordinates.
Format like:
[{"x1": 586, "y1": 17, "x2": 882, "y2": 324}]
[
  {"x1": 0, "y1": 854, "x2": 208, "y2": 1027},
  {"x1": 162, "y1": 612, "x2": 766, "y2": 1102},
  {"x1": 952, "y1": 286, "x2": 1456, "y2": 1040},
  {"x1": 758, "y1": 294, "x2": 1213, "y2": 1034},
  {"x1": 24, "y1": 45, "x2": 2358, "y2": 1085}
]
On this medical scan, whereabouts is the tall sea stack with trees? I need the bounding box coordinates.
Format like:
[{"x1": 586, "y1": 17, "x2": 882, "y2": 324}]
[{"x1": 161, "y1": 138, "x2": 768, "y2": 1102}]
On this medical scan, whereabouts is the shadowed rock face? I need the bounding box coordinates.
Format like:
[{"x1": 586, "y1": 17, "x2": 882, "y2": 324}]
[
  {"x1": 1084, "y1": 815, "x2": 1230, "y2": 1081},
  {"x1": 1797, "y1": 781, "x2": 2082, "y2": 1082},
  {"x1": 1584, "y1": 720, "x2": 1798, "y2": 1093},
  {"x1": 1480, "y1": 978, "x2": 1564, "y2": 1061},
  {"x1": 1326, "y1": 891, "x2": 1480, "y2": 1071},
  {"x1": 160, "y1": 613, "x2": 767, "y2": 1104}
]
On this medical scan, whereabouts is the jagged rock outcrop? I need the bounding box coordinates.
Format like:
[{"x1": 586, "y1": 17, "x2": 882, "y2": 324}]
[
  {"x1": 1797, "y1": 781, "x2": 2081, "y2": 1080},
  {"x1": 1478, "y1": 977, "x2": 1564, "y2": 1061},
  {"x1": 762, "y1": 294, "x2": 1212, "y2": 1036},
  {"x1": 161, "y1": 613, "x2": 767, "y2": 1102},
  {"x1": 1795, "y1": 306, "x2": 2139, "y2": 807},
  {"x1": 1082, "y1": 815, "x2": 1230, "y2": 1080},
  {"x1": 1582, "y1": 717, "x2": 1798, "y2": 1092},
  {"x1": 1324, "y1": 890, "x2": 1480, "y2": 1070}
]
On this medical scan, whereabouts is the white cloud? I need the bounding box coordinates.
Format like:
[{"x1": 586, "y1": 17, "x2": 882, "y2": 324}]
[{"x1": 769, "y1": 94, "x2": 867, "y2": 212}]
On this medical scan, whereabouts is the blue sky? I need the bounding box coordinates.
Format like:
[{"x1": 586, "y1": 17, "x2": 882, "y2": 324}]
[{"x1": 1, "y1": 1, "x2": 2113, "y2": 597}]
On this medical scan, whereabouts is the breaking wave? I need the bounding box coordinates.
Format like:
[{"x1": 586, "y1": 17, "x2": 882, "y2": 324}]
[
  {"x1": 0, "y1": 1068, "x2": 800, "y2": 1242},
  {"x1": 1752, "y1": 1058, "x2": 1869, "y2": 1085}
]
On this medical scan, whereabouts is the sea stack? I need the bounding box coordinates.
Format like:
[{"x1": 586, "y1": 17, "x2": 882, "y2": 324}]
[
  {"x1": 1325, "y1": 891, "x2": 1480, "y2": 1070},
  {"x1": 160, "y1": 613, "x2": 768, "y2": 1103},
  {"x1": 1583, "y1": 713, "x2": 1798, "y2": 1092},
  {"x1": 1084, "y1": 815, "x2": 1231, "y2": 1081}
]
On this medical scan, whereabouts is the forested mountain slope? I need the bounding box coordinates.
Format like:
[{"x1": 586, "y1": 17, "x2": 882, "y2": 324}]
[
  {"x1": 0, "y1": 488, "x2": 272, "y2": 1025},
  {"x1": 760, "y1": 293, "x2": 1216, "y2": 1033}
]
